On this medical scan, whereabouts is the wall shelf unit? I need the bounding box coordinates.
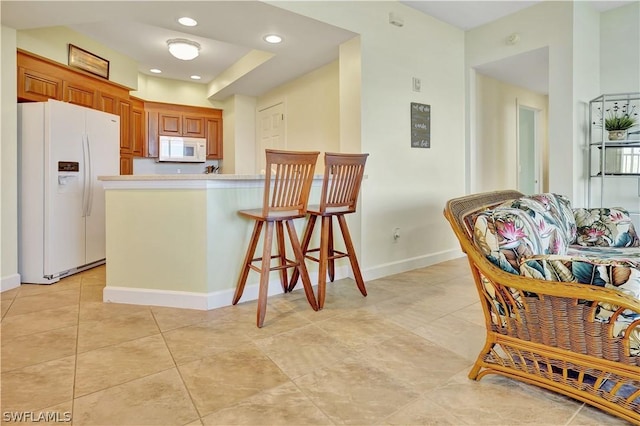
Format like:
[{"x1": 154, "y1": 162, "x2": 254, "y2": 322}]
[{"x1": 588, "y1": 92, "x2": 640, "y2": 227}]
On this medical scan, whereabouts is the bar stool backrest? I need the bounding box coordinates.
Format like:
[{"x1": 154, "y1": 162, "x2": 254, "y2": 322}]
[
  {"x1": 262, "y1": 149, "x2": 320, "y2": 219},
  {"x1": 320, "y1": 152, "x2": 369, "y2": 214}
]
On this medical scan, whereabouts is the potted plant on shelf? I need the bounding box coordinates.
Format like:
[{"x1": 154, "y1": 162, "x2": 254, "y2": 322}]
[{"x1": 603, "y1": 102, "x2": 638, "y2": 141}]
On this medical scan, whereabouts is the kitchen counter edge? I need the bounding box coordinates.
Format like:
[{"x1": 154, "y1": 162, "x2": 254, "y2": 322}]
[{"x1": 98, "y1": 174, "x2": 324, "y2": 189}]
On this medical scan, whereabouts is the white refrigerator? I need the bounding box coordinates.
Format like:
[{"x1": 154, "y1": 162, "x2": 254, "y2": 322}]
[{"x1": 18, "y1": 99, "x2": 120, "y2": 284}]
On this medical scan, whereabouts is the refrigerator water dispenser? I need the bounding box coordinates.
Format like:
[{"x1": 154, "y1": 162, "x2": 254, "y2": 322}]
[{"x1": 58, "y1": 161, "x2": 80, "y2": 193}]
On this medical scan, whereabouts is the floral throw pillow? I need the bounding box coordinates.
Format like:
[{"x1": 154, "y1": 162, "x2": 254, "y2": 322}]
[
  {"x1": 499, "y1": 193, "x2": 577, "y2": 244},
  {"x1": 473, "y1": 207, "x2": 568, "y2": 275},
  {"x1": 573, "y1": 207, "x2": 640, "y2": 248}
]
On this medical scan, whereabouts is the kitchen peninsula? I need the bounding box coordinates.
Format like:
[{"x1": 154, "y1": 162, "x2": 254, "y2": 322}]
[{"x1": 99, "y1": 174, "x2": 334, "y2": 310}]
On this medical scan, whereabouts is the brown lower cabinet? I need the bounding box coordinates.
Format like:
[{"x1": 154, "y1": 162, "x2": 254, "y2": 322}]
[
  {"x1": 120, "y1": 154, "x2": 133, "y2": 175},
  {"x1": 17, "y1": 49, "x2": 223, "y2": 175}
]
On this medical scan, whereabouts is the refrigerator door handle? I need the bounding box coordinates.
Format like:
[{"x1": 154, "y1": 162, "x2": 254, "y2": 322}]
[
  {"x1": 82, "y1": 135, "x2": 90, "y2": 217},
  {"x1": 86, "y1": 134, "x2": 94, "y2": 216}
]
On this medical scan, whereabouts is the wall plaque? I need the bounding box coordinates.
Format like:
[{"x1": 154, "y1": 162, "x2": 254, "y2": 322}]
[
  {"x1": 68, "y1": 44, "x2": 109, "y2": 79},
  {"x1": 410, "y1": 102, "x2": 431, "y2": 148}
]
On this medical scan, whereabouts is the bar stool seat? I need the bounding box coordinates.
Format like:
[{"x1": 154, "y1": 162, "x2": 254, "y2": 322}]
[
  {"x1": 232, "y1": 149, "x2": 320, "y2": 327},
  {"x1": 288, "y1": 152, "x2": 369, "y2": 309}
]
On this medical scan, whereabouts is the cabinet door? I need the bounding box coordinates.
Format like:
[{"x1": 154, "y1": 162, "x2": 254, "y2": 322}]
[
  {"x1": 119, "y1": 99, "x2": 132, "y2": 153},
  {"x1": 97, "y1": 92, "x2": 118, "y2": 115},
  {"x1": 120, "y1": 154, "x2": 133, "y2": 175},
  {"x1": 158, "y1": 112, "x2": 182, "y2": 135},
  {"x1": 146, "y1": 111, "x2": 159, "y2": 158},
  {"x1": 131, "y1": 104, "x2": 144, "y2": 157},
  {"x1": 206, "y1": 118, "x2": 223, "y2": 159},
  {"x1": 18, "y1": 67, "x2": 62, "y2": 102},
  {"x1": 183, "y1": 115, "x2": 206, "y2": 137},
  {"x1": 62, "y1": 81, "x2": 95, "y2": 109}
]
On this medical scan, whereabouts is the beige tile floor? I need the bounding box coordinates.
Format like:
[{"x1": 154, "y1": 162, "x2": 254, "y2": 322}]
[{"x1": 0, "y1": 258, "x2": 630, "y2": 425}]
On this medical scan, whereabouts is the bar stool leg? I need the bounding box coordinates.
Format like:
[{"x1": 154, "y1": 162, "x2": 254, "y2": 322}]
[
  {"x1": 233, "y1": 220, "x2": 264, "y2": 305},
  {"x1": 287, "y1": 215, "x2": 317, "y2": 292},
  {"x1": 286, "y1": 219, "x2": 318, "y2": 311},
  {"x1": 317, "y1": 215, "x2": 331, "y2": 309},
  {"x1": 256, "y1": 221, "x2": 275, "y2": 328},
  {"x1": 327, "y1": 217, "x2": 335, "y2": 282},
  {"x1": 337, "y1": 215, "x2": 367, "y2": 297},
  {"x1": 275, "y1": 221, "x2": 288, "y2": 293}
]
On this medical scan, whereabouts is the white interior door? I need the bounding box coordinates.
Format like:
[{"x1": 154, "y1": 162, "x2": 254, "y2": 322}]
[
  {"x1": 85, "y1": 108, "x2": 120, "y2": 264},
  {"x1": 256, "y1": 102, "x2": 285, "y2": 173},
  {"x1": 517, "y1": 104, "x2": 541, "y2": 194}
]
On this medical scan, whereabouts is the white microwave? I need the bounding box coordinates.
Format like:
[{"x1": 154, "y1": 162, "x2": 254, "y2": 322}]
[{"x1": 158, "y1": 136, "x2": 206, "y2": 163}]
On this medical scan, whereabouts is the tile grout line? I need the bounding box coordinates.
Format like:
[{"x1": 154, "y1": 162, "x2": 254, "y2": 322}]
[
  {"x1": 150, "y1": 307, "x2": 203, "y2": 424},
  {"x1": 70, "y1": 277, "x2": 83, "y2": 426}
]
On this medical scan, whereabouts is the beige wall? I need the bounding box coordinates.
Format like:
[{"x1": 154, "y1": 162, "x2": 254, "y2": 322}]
[
  {"x1": 271, "y1": 1, "x2": 467, "y2": 274},
  {"x1": 474, "y1": 73, "x2": 548, "y2": 193},
  {"x1": 17, "y1": 26, "x2": 139, "y2": 89},
  {"x1": 133, "y1": 73, "x2": 218, "y2": 108},
  {"x1": 257, "y1": 60, "x2": 340, "y2": 173},
  {"x1": 220, "y1": 94, "x2": 257, "y2": 174}
]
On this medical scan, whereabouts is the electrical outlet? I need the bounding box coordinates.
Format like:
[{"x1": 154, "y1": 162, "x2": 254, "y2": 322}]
[{"x1": 393, "y1": 227, "x2": 400, "y2": 241}]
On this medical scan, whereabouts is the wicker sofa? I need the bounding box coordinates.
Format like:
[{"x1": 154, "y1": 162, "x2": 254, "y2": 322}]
[{"x1": 443, "y1": 190, "x2": 640, "y2": 423}]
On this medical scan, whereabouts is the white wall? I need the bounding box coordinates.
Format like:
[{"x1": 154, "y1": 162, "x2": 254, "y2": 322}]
[
  {"x1": 474, "y1": 73, "x2": 548, "y2": 192},
  {"x1": 572, "y1": 2, "x2": 601, "y2": 208},
  {"x1": 466, "y1": 1, "x2": 639, "y2": 208},
  {"x1": 270, "y1": 1, "x2": 467, "y2": 276},
  {"x1": 1, "y1": 26, "x2": 20, "y2": 292},
  {"x1": 466, "y1": 2, "x2": 576, "y2": 201},
  {"x1": 598, "y1": 2, "x2": 640, "y2": 227},
  {"x1": 600, "y1": 2, "x2": 640, "y2": 94}
]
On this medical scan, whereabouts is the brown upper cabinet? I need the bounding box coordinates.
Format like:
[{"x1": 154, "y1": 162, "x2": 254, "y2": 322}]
[
  {"x1": 18, "y1": 50, "x2": 130, "y2": 108},
  {"x1": 145, "y1": 101, "x2": 223, "y2": 159},
  {"x1": 17, "y1": 49, "x2": 224, "y2": 169},
  {"x1": 131, "y1": 97, "x2": 145, "y2": 157},
  {"x1": 18, "y1": 64, "x2": 63, "y2": 102}
]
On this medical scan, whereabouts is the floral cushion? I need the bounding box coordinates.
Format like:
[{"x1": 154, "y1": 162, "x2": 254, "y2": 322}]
[
  {"x1": 473, "y1": 206, "x2": 568, "y2": 275},
  {"x1": 499, "y1": 193, "x2": 577, "y2": 244},
  {"x1": 520, "y1": 254, "x2": 640, "y2": 355},
  {"x1": 573, "y1": 207, "x2": 640, "y2": 248}
]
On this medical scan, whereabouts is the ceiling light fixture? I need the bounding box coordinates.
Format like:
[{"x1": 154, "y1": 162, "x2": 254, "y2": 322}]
[
  {"x1": 167, "y1": 38, "x2": 201, "y2": 60},
  {"x1": 190, "y1": 75, "x2": 201, "y2": 80},
  {"x1": 263, "y1": 34, "x2": 282, "y2": 44},
  {"x1": 150, "y1": 68, "x2": 162, "y2": 74},
  {"x1": 178, "y1": 17, "x2": 198, "y2": 27}
]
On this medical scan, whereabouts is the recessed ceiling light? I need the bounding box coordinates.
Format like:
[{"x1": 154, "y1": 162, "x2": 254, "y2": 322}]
[
  {"x1": 150, "y1": 68, "x2": 162, "y2": 74},
  {"x1": 263, "y1": 34, "x2": 282, "y2": 44},
  {"x1": 178, "y1": 17, "x2": 197, "y2": 27},
  {"x1": 190, "y1": 75, "x2": 201, "y2": 80}
]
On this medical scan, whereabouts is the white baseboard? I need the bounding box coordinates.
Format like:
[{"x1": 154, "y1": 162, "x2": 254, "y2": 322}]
[
  {"x1": 362, "y1": 249, "x2": 464, "y2": 281},
  {"x1": 103, "y1": 266, "x2": 350, "y2": 311},
  {"x1": 1, "y1": 274, "x2": 21, "y2": 293},
  {"x1": 101, "y1": 252, "x2": 465, "y2": 312}
]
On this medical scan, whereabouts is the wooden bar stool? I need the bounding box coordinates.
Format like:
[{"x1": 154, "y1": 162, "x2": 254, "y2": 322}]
[
  {"x1": 288, "y1": 152, "x2": 368, "y2": 309},
  {"x1": 232, "y1": 149, "x2": 320, "y2": 328}
]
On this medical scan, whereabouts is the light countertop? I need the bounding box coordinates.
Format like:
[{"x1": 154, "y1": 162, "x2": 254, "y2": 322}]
[{"x1": 98, "y1": 174, "x2": 269, "y2": 181}]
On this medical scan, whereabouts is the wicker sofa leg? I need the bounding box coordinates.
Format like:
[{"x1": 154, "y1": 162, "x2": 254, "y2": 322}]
[{"x1": 469, "y1": 339, "x2": 494, "y2": 380}]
